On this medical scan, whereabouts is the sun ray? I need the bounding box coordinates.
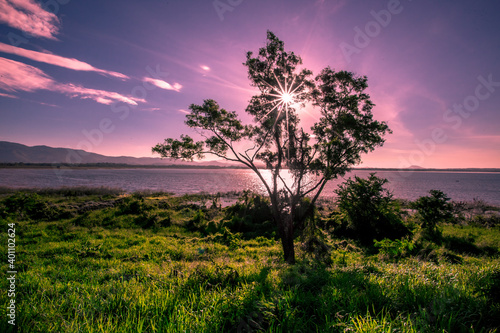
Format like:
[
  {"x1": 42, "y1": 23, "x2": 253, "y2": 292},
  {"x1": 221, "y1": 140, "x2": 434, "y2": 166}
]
[
  {"x1": 256, "y1": 99, "x2": 283, "y2": 124},
  {"x1": 289, "y1": 81, "x2": 305, "y2": 96},
  {"x1": 255, "y1": 74, "x2": 310, "y2": 143},
  {"x1": 273, "y1": 72, "x2": 286, "y2": 94},
  {"x1": 260, "y1": 78, "x2": 280, "y2": 94}
]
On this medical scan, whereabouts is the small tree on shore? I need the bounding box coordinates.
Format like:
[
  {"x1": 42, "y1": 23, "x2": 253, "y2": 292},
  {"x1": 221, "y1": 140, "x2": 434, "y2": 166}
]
[
  {"x1": 413, "y1": 190, "x2": 454, "y2": 240},
  {"x1": 153, "y1": 31, "x2": 390, "y2": 264},
  {"x1": 334, "y1": 174, "x2": 409, "y2": 246}
]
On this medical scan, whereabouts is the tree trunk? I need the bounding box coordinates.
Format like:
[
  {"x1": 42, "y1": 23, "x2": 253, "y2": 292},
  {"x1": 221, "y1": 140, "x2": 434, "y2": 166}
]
[
  {"x1": 279, "y1": 214, "x2": 296, "y2": 264},
  {"x1": 270, "y1": 194, "x2": 296, "y2": 264}
]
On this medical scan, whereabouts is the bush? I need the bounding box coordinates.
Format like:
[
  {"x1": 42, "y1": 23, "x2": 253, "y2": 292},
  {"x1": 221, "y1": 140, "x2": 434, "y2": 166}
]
[
  {"x1": 210, "y1": 227, "x2": 242, "y2": 249},
  {"x1": 374, "y1": 238, "x2": 414, "y2": 260},
  {"x1": 223, "y1": 192, "x2": 276, "y2": 239},
  {"x1": 412, "y1": 190, "x2": 454, "y2": 241},
  {"x1": 301, "y1": 230, "x2": 333, "y2": 266},
  {"x1": 134, "y1": 211, "x2": 171, "y2": 229},
  {"x1": 116, "y1": 196, "x2": 154, "y2": 215},
  {"x1": 334, "y1": 174, "x2": 410, "y2": 246},
  {"x1": 2, "y1": 192, "x2": 60, "y2": 220},
  {"x1": 186, "y1": 209, "x2": 207, "y2": 232},
  {"x1": 470, "y1": 213, "x2": 500, "y2": 228}
]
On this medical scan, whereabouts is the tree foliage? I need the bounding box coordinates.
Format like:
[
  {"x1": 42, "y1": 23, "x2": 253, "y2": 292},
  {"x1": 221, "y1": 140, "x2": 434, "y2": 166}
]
[{"x1": 153, "y1": 31, "x2": 391, "y2": 264}]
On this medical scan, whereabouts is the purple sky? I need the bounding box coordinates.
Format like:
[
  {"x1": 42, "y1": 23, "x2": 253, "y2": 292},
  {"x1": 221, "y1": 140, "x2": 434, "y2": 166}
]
[{"x1": 0, "y1": 0, "x2": 499, "y2": 168}]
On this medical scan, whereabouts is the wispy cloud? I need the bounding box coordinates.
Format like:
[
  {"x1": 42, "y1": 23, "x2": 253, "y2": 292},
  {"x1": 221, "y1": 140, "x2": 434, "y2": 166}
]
[
  {"x1": 0, "y1": 57, "x2": 53, "y2": 92},
  {"x1": 0, "y1": 42, "x2": 129, "y2": 79},
  {"x1": 0, "y1": 57, "x2": 143, "y2": 105},
  {"x1": 143, "y1": 77, "x2": 182, "y2": 92},
  {"x1": 58, "y1": 84, "x2": 145, "y2": 105},
  {"x1": 0, "y1": 92, "x2": 19, "y2": 99},
  {"x1": 0, "y1": 0, "x2": 60, "y2": 39}
]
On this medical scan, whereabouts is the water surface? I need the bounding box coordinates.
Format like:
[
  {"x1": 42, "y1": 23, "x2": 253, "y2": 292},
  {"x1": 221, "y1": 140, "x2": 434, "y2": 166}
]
[{"x1": 1, "y1": 168, "x2": 499, "y2": 205}]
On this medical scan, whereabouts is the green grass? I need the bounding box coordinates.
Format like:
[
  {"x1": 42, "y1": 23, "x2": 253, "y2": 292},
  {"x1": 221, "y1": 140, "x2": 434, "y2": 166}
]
[{"x1": 0, "y1": 190, "x2": 499, "y2": 332}]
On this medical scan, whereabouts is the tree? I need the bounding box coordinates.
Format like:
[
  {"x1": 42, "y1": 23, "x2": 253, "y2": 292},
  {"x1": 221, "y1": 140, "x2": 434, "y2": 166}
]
[{"x1": 152, "y1": 31, "x2": 390, "y2": 264}]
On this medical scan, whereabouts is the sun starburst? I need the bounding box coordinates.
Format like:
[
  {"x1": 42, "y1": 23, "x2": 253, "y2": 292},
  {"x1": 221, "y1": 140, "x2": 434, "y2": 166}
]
[
  {"x1": 280, "y1": 92, "x2": 294, "y2": 105},
  {"x1": 257, "y1": 73, "x2": 305, "y2": 132}
]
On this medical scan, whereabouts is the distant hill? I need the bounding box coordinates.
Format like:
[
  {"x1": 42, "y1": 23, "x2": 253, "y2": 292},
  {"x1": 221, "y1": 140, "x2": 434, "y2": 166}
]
[
  {"x1": 0, "y1": 141, "x2": 227, "y2": 167},
  {"x1": 1, "y1": 141, "x2": 498, "y2": 171}
]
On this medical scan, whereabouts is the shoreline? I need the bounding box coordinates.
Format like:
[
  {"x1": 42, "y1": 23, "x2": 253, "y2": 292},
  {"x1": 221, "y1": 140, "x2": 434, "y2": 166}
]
[
  {"x1": 1, "y1": 163, "x2": 499, "y2": 173},
  {"x1": 0, "y1": 186, "x2": 499, "y2": 210}
]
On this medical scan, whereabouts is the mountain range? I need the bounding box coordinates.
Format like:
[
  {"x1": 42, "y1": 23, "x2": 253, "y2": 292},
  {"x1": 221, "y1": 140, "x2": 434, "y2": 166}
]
[
  {"x1": 1, "y1": 141, "x2": 498, "y2": 172},
  {"x1": 0, "y1": 141, "x2": 226, "y2": 166}
]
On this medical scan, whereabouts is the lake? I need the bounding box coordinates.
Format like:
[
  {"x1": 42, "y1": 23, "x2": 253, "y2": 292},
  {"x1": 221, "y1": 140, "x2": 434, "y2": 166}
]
[{"x1": 1, "y1": 167, "x2": 499, "y2": 206}]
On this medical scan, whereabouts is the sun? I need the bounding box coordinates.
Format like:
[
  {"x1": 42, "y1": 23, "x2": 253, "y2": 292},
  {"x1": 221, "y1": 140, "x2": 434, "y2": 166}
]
[
  {"x1": 268, "y1": 76, "x2": 300, "y2": 109},
  {"x1": 256, "y1": 73, "x2": 306, "y2": 129},
  {"x1": 280, "y1": 92, "x2": 294, "y2": 105}
]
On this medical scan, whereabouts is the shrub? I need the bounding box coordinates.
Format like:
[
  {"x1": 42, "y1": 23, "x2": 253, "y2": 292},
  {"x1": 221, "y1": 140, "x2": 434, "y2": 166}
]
[
  {"x1": 301, "y1": 231, "x2": 333, "y2": 266},
  {"x1": 206, "y1": 226, "x2": 242, "y2": 249},
  {"x1": 412, "y1": 190, "x2": 454, "y2": 241},
  {"x1": 223, "y1": 192, "x2": 276, "y2": 239},
  {"x1": 470, "y1": 213, "x2": 500, "y2": 228},
  {"x1": 116, "y1": 196, "x2": 154, "y2": 215},
  {"x1": 134, "y1": 211, "x2": 171, "y2": 229},
  {"x1": 2, "y1": 192, "x2": 60, "y2": 220},
  {"x1": 334, "y1": 174, "x2": 410, "y2": 246},
  {"x1": 374, "y1": 238, "x2": 414, "y2": 260},
  {"x1": 186, "y1": 209, "x2": 207, "y2": 232}
]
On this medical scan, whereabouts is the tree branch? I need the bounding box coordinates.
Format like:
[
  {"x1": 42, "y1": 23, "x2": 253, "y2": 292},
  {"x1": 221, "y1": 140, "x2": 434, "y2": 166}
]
[{"x1": 278, "y1": 173, "x2": 294, "y2": 197}]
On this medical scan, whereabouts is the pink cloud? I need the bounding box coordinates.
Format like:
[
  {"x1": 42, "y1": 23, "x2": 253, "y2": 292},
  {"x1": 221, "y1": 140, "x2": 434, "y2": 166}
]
[
  {"x1": 0, "y1": 92, "x2": 19, "y2": 99},
  {"x1": 59, "y1": 83, "x2": 145, "y2": 106},
  {"x1": 0, "y1": 57, "x2": 143, "y2": 105},
  {"x1": 0, "y1": 42, "x2": 129, "y2": 79},
  {"x1": 0, "y1": 57, "x2": 53, "y2": 92},
  {"x1": 0, "y1": 0, "x2": 60, "y2": 39},
  {"x1": 143, "y1": 77, "x2": 182, "y2": 92}
]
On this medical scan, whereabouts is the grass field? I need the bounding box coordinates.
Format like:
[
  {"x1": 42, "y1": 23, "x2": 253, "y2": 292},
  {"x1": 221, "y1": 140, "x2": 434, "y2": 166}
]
[{"x1": 0, "y1": 188, "x2": 499, "y2": 332}]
